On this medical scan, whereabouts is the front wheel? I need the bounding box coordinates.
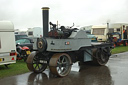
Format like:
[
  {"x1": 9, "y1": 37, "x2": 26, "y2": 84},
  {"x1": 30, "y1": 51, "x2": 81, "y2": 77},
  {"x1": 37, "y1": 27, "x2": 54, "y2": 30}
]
[
  {"x1": 49, "y1": 53, "x2": 72, "y2": 77},
  {"x1": 26, "y1": 52, "x2": 47, "y2": 73}
]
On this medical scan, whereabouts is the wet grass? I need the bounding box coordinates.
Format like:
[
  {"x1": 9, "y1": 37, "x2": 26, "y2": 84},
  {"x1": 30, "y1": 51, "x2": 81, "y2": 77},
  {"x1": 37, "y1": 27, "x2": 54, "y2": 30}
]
[
  {"x1": 111, "y1": 45, "x2": 128, "y2": 54},
  {"x1": 0, "y1": 60, "x2": 29, "y2": 79}
]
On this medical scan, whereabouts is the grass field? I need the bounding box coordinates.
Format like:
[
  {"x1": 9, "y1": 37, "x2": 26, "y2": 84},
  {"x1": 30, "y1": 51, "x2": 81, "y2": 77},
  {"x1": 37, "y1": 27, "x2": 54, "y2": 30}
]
[
  {"x1": 0, "y1": 45, "x2": 128, "y2": 79},
  {"x1": 111, "y1": 45, "x2": 128, "y2": 54},
  {"x1": 0, "y1": 60, "x2": 29, "y2": 79}
]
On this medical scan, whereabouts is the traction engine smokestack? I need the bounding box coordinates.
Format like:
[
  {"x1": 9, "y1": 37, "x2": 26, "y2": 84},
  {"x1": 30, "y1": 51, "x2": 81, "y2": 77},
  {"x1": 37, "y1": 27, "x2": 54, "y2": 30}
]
[{"x1": 42, "y1": 7, "x2": 49, "y2": 37}]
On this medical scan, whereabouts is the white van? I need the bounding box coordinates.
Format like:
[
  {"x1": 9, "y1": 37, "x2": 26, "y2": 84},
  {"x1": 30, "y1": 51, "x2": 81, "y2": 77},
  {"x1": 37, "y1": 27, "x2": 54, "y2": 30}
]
[
  {"x1": 0, "y1": 21, "x2": 16, "y2": 66},
  {"x1": 27, "y1": 27, "x2": 43, "y2": 37}
]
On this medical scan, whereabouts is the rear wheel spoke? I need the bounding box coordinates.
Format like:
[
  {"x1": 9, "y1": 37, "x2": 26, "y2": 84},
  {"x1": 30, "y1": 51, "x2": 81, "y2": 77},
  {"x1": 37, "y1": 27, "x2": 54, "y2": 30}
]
[
  {"x1": 37, "y1": 64, "x2": 41, "y2": 70},
  {"x1": 34, "y1": 63, "x2": 39, "y2": 69}
]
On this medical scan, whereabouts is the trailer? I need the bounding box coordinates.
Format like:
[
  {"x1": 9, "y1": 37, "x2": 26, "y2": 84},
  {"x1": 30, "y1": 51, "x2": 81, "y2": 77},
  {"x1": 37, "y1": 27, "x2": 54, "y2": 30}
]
[
  {"x1": 27, "y1": 27, "x2": 43, "y2": 37},
  {"x1": 26, "y1": 7, "x2": 113, "y2": 77},
  {"x1": 0, "y1": 21, "x2": 17, "y2": 67},
  {"x1": 91, "y1": 24, "x2": 108, "y2": 42},
  {"x1": 91, "y1": 23, "x2": 128, "y2": 47}
]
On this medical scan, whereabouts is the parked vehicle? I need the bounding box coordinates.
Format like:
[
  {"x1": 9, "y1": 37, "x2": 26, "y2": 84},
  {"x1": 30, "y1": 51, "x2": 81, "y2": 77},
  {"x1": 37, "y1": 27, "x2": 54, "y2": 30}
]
[
  {"x1": 0, "y1": 21, "x2": 17, "y2": 67},
  {"x1": 15, "y1": 34, "x2": 28, "y2": 41},
  {"x1": 26, "y1": 7, "x2": 113, "y2": 77},
  {"x1": 107, "y1": 32, "x2": 128, "y2": 47},
  {"x1": 16, "y1": 38, "x2": 33, "y2": 61},
  {"x1": 91, "y1": 23, "x2": 128, "y2": 46},
  {"x1": 27, "y1": 27, "x2": 43, "y2": 37},
  {"x1": 91, "y1": 24, "x2": 108, "y2": 42},
  {"x1": 16, "y1": 38, "x2": 33, "y2": 50},
  {"x1": 87, "y1": 34, "x2": 97, "y2": 42},
  {"x1": 86, "y1": 31, "x2": 97, "y2": 42},
  {"x1": 15, "y1": 29, "x2": 27, "y2": 35}
]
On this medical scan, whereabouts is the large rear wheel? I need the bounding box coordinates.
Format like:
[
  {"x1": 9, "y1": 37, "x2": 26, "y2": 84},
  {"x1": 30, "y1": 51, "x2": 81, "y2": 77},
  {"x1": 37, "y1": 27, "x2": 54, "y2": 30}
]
[
  {"x1": 93, "y1": 48, "x2": 110, "y2": 66},
  {"x1": 49, "y1": 53, "x2": 72, "y2": 77},
  {"x1": 26, "y1": 52, "x2": 47, "y2": 73}
]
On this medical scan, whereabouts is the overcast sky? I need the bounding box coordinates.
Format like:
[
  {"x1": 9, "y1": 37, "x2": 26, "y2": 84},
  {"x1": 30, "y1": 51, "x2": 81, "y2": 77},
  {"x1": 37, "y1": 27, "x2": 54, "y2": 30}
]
[{"x1": 0, "y1": 0, "x2": 128, "y2": 30}]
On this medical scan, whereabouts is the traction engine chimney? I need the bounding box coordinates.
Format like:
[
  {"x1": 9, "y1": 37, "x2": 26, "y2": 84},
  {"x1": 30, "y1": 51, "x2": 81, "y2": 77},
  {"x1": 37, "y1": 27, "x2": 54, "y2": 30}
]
[{"x1": 42, "y1": 7, "x2": 49, "y2": 37}]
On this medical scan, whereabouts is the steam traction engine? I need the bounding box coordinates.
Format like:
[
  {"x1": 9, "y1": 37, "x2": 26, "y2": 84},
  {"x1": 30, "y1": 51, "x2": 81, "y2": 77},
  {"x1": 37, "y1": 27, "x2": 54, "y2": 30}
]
[{"x1": 26, "y1": 7, "x2": 113, "y2": 77}]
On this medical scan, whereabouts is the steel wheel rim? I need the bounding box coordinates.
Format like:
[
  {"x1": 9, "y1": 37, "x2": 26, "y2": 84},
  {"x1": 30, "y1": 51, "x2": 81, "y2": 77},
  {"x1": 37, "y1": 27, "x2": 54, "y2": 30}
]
[
  {"x1": 49, "y1": 53, "x2": 72, "y2": 77},
  {"x1": 32, "y1": 55, "x2": 46, "y2": 72},
  {"x1": 97, "y1": 50, "x2": 109, "y2": 65},
  {"x1": 100, "y1": 53, "x2": 106, "y2": 63},
  {"x1": 27, "y1": 52, "x2": 47, "y2": 73},
  {"x1": 56, "y1": 55, "x2": 70, "y2": 76}
]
